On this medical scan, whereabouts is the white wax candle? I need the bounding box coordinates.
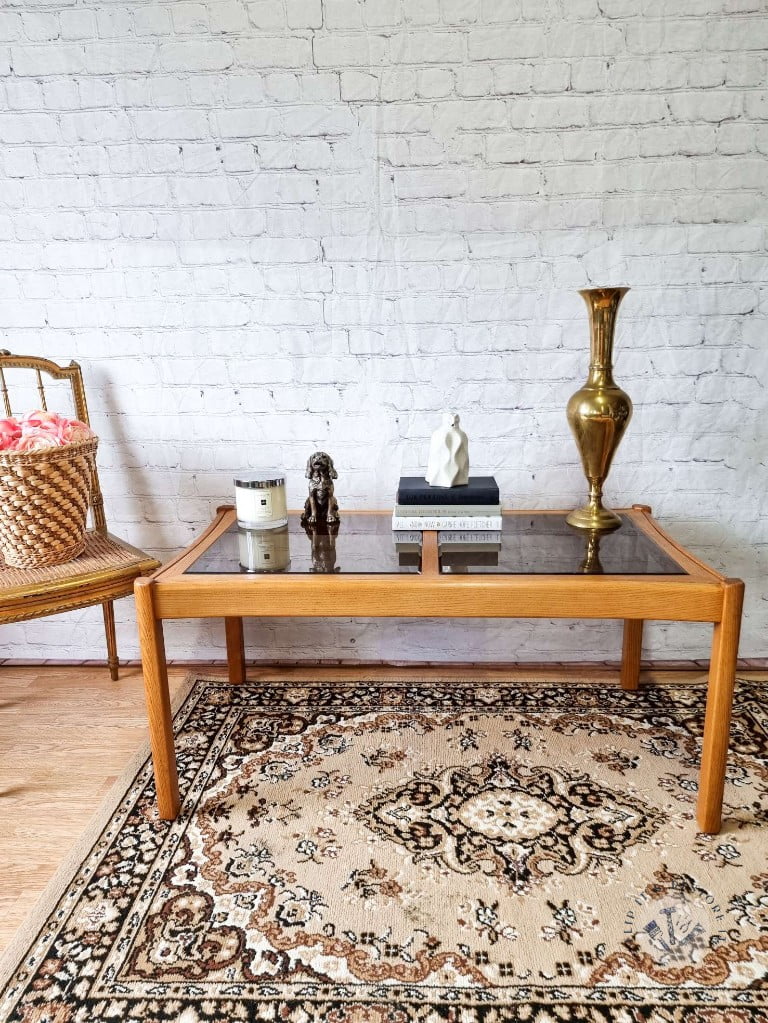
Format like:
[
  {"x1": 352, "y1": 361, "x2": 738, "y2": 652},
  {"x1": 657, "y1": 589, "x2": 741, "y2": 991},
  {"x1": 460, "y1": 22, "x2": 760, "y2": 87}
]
[{"x1": 234, "y1": 472, "x2": 288, "y2": 528}]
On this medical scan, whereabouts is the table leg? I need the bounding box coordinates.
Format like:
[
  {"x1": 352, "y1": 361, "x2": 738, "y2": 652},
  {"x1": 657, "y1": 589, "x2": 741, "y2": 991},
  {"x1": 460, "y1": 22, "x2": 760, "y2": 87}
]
[
  {"x1": 620, "y1": 619, "x2": 643, "y2": 691},
  {"x1": 697, "y1": 579, "x2": 744, "y2": 835},
  {"x1": 225, "y1": 617, "x2": 246, "y2": 684},
  {"x1": 135, "y1": 578, "x2": 180, "y2": 821}
]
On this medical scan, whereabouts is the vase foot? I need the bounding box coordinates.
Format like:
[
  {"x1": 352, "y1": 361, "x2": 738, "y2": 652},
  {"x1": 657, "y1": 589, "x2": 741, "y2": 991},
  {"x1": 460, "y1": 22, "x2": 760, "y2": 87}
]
[{"x1": 566, "y1": 505, "x2": 622, "y2": 531}]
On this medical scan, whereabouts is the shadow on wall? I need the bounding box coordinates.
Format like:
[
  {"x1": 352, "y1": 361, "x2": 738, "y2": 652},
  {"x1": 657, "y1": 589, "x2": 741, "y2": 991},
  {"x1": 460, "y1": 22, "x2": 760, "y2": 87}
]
[{"x1": 89, "y1": 362, "x2": 173, "y2": 553}]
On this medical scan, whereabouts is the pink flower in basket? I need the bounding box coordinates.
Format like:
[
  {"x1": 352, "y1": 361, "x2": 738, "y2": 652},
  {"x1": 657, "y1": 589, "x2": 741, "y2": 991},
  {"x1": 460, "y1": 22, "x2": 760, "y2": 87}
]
[
  {"x1": 0, "y1": 411, "x2": 96, "y2": 452},
  {"x1": 64, "y1": 419, "x2": 94, "y2": 443},
  {"x1": 14, "y1": 429, "x2": 61, "y2": 452},
  {"x1": 0, "y1": 418, "x2": 22, "y2": 451},
  {"x1": 21, "y1": 410, "x2": 71, "y2": 444}
]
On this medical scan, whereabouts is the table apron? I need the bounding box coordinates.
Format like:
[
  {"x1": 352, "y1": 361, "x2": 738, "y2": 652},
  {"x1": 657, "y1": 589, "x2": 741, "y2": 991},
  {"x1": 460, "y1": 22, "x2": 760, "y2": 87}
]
[{"x1": 151, "y1": 577, "x2": 724, "y2": 622}]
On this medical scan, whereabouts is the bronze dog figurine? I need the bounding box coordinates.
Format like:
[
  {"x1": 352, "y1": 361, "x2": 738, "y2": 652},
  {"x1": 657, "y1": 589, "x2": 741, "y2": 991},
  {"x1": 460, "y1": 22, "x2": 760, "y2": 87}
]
[{"x1": 301, "y1": 451, "x2": 339, "y2": 525}]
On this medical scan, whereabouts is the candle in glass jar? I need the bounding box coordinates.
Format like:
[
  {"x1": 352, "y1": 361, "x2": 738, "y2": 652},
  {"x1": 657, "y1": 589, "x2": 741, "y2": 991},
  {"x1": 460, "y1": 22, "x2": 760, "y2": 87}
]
[{"x1": 234, "y1": 472, "x2": 288, "y2": 528}]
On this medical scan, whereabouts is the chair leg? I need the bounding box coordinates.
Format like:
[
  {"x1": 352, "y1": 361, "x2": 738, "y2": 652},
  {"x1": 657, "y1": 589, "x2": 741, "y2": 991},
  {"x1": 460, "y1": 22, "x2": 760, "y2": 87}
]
[{"x1": 103, "y1": 600, "x2": 119, "y2": 681}]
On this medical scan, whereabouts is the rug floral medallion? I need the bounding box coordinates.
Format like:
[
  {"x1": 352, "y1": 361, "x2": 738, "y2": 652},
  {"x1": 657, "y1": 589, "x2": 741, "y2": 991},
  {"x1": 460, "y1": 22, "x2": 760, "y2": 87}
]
[{"x1": 1, "y1": 678, "x2": 767, "y2": 1022}]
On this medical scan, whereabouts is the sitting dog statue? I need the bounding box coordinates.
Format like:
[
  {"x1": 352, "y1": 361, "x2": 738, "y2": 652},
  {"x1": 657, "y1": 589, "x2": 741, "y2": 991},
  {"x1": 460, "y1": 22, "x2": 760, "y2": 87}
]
[{"x1": 301, "y1": 450, "x2": 340, "y2": 525}]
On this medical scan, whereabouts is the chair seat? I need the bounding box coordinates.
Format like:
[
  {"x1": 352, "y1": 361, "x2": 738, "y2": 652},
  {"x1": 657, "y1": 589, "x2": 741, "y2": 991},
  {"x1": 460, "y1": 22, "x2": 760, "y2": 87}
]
[{"x1": 0, "y1": 531, "x2": 159, "y2": 622}]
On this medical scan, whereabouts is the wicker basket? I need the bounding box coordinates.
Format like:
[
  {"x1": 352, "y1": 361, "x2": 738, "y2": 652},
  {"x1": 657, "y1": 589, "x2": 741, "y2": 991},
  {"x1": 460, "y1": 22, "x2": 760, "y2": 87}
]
[{"x1": 0, "y1": 437, "x2": 98, "y2": 568}]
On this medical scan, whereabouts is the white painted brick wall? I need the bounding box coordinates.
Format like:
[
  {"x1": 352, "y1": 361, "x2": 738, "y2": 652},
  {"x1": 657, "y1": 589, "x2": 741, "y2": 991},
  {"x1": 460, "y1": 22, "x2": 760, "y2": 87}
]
[{"x1": 1, "y1": 0, "x2": 766, "y2": 667}]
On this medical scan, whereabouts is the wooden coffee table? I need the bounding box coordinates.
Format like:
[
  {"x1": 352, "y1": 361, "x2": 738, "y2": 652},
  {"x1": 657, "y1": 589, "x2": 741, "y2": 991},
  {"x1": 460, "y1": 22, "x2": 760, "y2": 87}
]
[{"x1": 135, "y1": 505, "x2": 743, "y2": 833}]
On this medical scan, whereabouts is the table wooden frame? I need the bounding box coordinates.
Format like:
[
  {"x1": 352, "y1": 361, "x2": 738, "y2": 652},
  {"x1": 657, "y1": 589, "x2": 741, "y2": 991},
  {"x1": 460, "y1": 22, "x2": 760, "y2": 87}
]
[{"x1": 135, "y1": 505, "x2": 743, "y2": 834}]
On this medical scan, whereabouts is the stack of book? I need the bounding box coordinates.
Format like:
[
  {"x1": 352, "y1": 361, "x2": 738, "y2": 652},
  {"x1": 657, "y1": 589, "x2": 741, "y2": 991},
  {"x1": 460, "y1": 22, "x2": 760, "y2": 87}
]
[{"x1": 392, "y1": 476, "x2": 502, "y2": 531}]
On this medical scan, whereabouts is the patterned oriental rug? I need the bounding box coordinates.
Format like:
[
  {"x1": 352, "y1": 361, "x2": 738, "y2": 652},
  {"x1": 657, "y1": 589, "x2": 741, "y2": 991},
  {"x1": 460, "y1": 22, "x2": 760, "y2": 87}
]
[{"x1": 1, "y1": 677, "x2": 767, "y2": 1023}]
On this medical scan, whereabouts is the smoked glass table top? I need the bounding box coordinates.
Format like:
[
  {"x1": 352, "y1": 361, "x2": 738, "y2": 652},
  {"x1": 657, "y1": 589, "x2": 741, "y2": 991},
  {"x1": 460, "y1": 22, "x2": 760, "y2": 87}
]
[
  {"x1": 184, "y1": 512, "x2": 686, "y2": 576},
  {"x1": 439, "y1": 514, "x2": 684, "y2": 575},
  {"x1": 185, "y1": 514, "x2": 419, "y2": 575}
]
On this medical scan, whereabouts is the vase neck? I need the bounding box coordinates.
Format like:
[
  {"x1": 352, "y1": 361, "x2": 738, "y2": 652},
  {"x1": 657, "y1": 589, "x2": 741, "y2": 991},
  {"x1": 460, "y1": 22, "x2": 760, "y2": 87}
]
[
  {"x1": 587, "y1": 363, "x2": 615, "y2": 386},
  {"x1": 580, "y1": 288, "x2": 627, "y2": 384}
]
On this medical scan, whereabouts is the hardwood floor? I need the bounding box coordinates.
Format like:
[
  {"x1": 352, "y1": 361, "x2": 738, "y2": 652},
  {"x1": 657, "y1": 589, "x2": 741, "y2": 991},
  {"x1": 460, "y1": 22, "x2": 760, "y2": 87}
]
[
  {"x1": 0, "y1": 664, "x2": 185, "y2": 955},
  {"x1": 1, "y1": 662, "x2": 765, "y2": 956}
]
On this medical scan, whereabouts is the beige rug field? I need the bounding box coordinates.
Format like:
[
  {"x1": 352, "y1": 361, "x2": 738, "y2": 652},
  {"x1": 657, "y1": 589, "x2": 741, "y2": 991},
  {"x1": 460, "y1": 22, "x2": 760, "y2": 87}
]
[{"x1": 1, "y1": 676, "x2": 766, "y2": 1021}]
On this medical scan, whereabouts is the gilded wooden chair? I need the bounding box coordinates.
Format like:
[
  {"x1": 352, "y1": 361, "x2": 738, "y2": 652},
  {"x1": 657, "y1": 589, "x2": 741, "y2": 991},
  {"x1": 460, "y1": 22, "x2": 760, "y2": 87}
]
[{"x1": 0, "y1": 352, "x2": 159, "y2": 678}]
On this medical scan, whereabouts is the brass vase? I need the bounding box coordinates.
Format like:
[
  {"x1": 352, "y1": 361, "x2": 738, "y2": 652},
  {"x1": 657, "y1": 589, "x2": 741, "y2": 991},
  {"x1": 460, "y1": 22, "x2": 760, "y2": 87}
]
[{"x1": 566, "y1": 287, "x2": 632, "y2": 531}]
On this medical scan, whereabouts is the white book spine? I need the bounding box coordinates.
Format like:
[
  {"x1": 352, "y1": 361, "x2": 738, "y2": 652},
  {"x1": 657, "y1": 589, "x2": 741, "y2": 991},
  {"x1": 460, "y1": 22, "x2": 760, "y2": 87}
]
[
  {"x1": 394, "y1": 504, "x2": 502, "y2": 517},
  {"x1": 391, "y1": 514, "x2": 503, "y2": 531}
]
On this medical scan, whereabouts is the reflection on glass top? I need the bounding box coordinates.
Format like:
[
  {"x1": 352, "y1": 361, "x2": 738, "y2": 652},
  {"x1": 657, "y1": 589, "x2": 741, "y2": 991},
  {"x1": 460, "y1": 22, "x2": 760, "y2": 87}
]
[
  {"x1": 184, "y1": 513, "x2": 686, "y2": 577},
  {"x1": 185, "y1": 514, "x2": 421, "y2": 575},
  {"x1": 439, "y1": 516, "x2": 685, "y2": 575}
]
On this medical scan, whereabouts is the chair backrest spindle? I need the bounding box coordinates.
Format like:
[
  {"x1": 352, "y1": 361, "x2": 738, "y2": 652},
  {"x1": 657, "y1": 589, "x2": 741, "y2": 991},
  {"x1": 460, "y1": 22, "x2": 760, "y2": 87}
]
[
  {"x1": 35, "y1": 369, "x2": 48, "y2": 411},
  {"x1": 0, "y1": 365, "x2": 10, "y2": 417}
]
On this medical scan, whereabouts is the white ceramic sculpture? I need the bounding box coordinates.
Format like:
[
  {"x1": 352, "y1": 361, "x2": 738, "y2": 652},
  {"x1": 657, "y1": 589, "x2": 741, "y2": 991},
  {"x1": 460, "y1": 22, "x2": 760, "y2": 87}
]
[{"x1": 425, "y1": 413, "x2": 469, "y2": 487}]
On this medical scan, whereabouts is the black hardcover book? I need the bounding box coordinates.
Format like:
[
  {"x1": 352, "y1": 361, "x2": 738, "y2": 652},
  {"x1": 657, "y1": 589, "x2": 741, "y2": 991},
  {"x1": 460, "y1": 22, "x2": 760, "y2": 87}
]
[{"x1": 396, "y1": 476, "x2": 499, "y2": 506}]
